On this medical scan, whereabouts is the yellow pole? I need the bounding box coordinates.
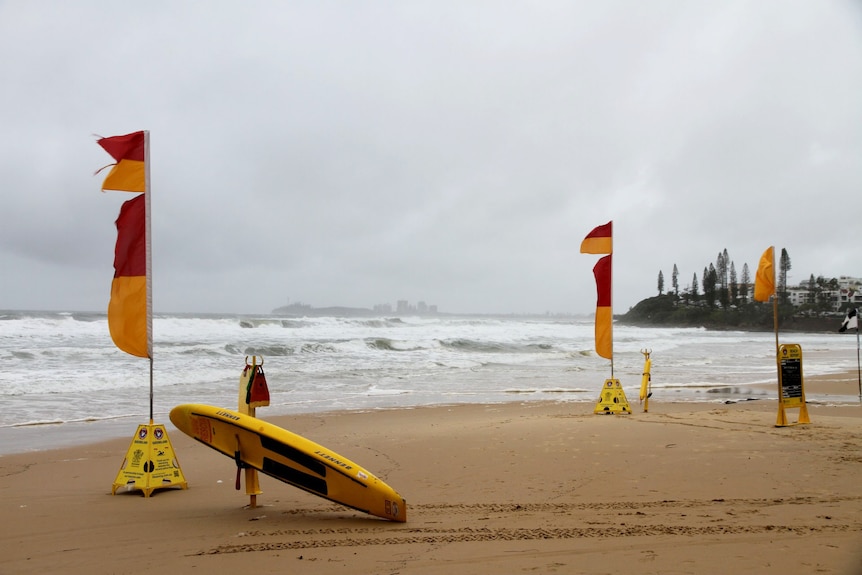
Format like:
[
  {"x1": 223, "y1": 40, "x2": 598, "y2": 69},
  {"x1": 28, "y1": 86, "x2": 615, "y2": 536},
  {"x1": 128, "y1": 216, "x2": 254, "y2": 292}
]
[
  {"x1": 238, "y1": 356, "x2": 262, "y2": 507},
  {"x1": 640, "y1": 349, "x2": 651, "y2": 413},
  {"x1": 772, "y1": 295, "x2": 788, "y2": 426}
]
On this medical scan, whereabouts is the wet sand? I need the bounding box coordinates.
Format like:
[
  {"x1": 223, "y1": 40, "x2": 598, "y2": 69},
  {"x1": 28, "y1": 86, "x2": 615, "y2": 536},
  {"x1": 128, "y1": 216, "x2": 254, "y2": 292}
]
[{"x1": 1, "y1": 373, "x2": 860, "y2": 574}]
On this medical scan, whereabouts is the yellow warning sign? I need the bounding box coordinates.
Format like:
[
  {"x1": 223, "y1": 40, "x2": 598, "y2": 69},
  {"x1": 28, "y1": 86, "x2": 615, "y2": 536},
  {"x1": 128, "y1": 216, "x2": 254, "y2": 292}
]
[
  {"x1": 112, "y1": 423, "x2": 188, "y2": 497},
  {"x1": 594, "y1": 378, "x2": 632, "y2": 414},
  {"x1": 775, "y1": 344, "x2": 811, "y2": 427}
]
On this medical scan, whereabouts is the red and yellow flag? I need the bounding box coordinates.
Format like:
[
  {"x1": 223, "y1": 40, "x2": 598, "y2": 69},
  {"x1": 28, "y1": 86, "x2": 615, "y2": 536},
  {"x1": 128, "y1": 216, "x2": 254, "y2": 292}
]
[
  {"x1": 580, "y1": 221, "x2": 612, "y2": 254},
  {"x1": 753, "y1": 246, "x2": 775, "y2": 303},
  {"x1": 581, "y1": 221, "x2": 614, "y2": 359},
  {"x1": 592, "y1": 254, "x2": 613, "y2": 359},
  {"x1": 97, "y1": 131, "x2": 146, "y2": 193},
  {"x1": 97, "y1": 130, "x2": 150, "y2": 358},
  {"x1": 109, "y1": 195, "x2": 149, "y2": 357}
]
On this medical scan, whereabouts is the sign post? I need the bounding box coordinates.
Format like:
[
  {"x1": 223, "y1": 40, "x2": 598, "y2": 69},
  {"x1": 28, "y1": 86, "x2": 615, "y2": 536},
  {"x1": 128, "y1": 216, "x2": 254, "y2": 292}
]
[
  {"x1": 236, "y1": 356, "x2": 270, "y2": 507},
  {"x1": 775, "y1": 344, "x2": 811, "y2": 427}
]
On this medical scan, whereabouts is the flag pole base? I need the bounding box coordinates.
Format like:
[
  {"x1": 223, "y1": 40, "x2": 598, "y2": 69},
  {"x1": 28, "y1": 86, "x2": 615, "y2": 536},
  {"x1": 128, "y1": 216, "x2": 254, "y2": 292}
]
[
  {"x1": 112, "y1": 423, "x2": 188, "y2": 497},
  {"x1": 594, "y1": 379, "x2": 632, "y2": 415}
]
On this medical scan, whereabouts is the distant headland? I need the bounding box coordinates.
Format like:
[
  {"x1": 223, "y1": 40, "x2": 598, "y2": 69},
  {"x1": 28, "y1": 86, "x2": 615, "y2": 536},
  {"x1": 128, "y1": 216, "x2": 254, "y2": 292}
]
[{"x1": 270, "y1": 301, "x2": 578, "y2": 320}]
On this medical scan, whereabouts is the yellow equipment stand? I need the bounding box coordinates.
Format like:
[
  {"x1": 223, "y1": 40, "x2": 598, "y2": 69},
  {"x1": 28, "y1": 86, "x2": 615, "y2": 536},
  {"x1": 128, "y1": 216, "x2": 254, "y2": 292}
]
[
  {"x1": 775, "y1": 344, "x2": 811, "y2": 427},
  {"x1": 236, "y1": 356, "x2": 270, "y2": 507},
  {"x1": 112, "y1": 422, "x2": 187, "y2": 497},
  {"x1": 594, "y1": 379, "x2": 632, "y2": 414},
  {"x1": 639, "y1": 349, "x2": 652, "y2": 412}
]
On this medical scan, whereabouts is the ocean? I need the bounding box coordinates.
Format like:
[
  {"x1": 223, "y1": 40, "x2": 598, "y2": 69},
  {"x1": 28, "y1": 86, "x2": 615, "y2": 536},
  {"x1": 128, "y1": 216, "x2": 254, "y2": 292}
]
[{"x1": 1, "y1": 310, "x2": 859, "y2": 455}]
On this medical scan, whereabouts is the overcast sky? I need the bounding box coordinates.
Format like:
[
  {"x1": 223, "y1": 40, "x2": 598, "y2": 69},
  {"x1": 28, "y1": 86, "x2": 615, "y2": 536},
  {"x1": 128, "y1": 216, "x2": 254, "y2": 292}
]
[{"x1": 1, "y1": 1, "x2": 860, "y2": 315}]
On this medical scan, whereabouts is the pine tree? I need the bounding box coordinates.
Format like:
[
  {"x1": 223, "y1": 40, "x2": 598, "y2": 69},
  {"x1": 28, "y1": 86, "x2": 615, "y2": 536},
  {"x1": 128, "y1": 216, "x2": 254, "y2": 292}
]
[
  {"x1": 808, "y1": 274, "x2": 816, "y2": 305},
  {"x1": 740, "y1": 263, "x2": 750, "y2": 303},
  {"x1": 779, "y1": 248, "x2": 792, "y2": 304},
  {"x1": 657, "y1": 270, "x2": 665, "y2": 295},
  {"x1": 672, "y1": 264, "x2": 679, "y2": 296},
  {"x1": 704, "y1": 265, "x2": 718, "y2": 308},
  {"x1": 730, "y1": 261, "x2": 738, "y2": 305}
]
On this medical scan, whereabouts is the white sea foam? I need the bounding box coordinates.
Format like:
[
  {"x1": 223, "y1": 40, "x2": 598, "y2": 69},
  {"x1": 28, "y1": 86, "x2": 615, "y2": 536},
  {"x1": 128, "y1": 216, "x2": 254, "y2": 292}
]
[{"x1": 0, "y1": 310, "x2": 859, "y2": 454}]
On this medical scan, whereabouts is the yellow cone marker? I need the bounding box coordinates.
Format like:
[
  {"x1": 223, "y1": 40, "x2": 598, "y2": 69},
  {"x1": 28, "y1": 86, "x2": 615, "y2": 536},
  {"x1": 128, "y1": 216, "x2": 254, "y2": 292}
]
[
  {"x1": 594, "y1": 379, "x2": 631, "y2": 414},
  {"x1": 112, "y1": 423, "x2": 187, "y2": 497}
]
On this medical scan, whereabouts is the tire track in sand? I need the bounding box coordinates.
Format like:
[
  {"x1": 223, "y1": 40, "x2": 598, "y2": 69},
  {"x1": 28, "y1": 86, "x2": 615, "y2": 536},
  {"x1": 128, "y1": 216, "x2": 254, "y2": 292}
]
[{"x1": 192, "y1": 496, "x2": 862, "y2": 555}]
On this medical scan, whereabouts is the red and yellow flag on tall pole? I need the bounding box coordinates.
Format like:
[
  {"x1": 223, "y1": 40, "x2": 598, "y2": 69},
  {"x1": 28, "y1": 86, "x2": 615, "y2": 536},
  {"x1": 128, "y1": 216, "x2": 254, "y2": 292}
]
[
  {"x1": 97, "y1": 132, "x2": 188, "y2": 495},
  {"x1": 581, "y1": 221, "x2": 613, "y2": 361},
  {"x1": 97, "y1": 131, "x2": 151, "y2": 359}
]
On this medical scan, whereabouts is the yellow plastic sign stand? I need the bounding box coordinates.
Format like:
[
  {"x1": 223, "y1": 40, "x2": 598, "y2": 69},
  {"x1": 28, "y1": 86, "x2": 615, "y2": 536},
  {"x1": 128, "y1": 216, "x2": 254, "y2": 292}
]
[
  {"x1": 594, "y1": 379, "x2": 632, "y2": 414},
  {"x1": 112, "y1": 423, "x2": 187, "y2": 497},
  {"x1": 775, "y1": 344, "x2": 811, "y2": 427}
]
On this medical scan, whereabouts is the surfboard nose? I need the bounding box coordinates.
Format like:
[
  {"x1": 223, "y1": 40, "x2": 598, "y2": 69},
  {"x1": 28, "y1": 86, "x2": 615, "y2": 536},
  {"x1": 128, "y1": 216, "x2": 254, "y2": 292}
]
[{"x1": 386, "y1": 497, "x2": 407, "y2": 522}]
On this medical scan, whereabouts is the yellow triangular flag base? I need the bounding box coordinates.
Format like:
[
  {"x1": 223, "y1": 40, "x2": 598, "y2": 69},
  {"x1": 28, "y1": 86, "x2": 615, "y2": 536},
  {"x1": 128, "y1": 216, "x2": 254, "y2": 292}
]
[
  {"x1": 112, "y1": 423, "x2": 188, "y2": 497},
  {"x1": 594, "y1": 379, "x2": 632, "y2": 414}
]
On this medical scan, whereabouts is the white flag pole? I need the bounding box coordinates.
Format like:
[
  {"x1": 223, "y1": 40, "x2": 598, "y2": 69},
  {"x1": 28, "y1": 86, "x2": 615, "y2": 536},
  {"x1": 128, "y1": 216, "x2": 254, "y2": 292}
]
[
  {"x1": 856, "y1": 319, "x2": 861, "y2": 401},
  {"x1": 144, "y1": 130, "x2": 153, "y2": 423}
]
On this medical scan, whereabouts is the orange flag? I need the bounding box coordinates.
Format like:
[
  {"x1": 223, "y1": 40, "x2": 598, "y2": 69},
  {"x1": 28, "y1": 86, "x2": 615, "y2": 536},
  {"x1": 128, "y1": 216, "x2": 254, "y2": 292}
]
[
  {"x1": 97, "y1": 131, "x2": 146, "y2": 193},
  {"x1": 753, "y1": 246, "x2": 775, "y2": 303},
  {"x1": 580, "y1": 221, "x2": 612, "y2": 254},
  {"x1": 97, "y1": 131, "x2": 150, "y2": 358},
  {"x1": 592, "y1": 254, "x2": 613, "y2": 359}
]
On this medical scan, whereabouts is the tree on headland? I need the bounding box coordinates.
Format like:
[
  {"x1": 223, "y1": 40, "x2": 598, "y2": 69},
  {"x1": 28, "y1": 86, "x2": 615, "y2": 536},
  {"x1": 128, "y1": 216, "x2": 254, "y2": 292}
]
[
  {"x1": 740, "y1": 263, "x2": 750, "y2": 303},
  {"x1": 704, "y1": 264, "x2": 717, "y2": 308},
  {"x1": 808, "y1": 274, "x2": 816, "y2": 306},
  {"x1": 730, "y1": 261, "x2": 738, "y2": 306},
  {"x1": 672, "y1": 264, "x2": 679, "y2": 296},
  {"x1": 657, "y1": 270, "x2": 665, "y2": 295},
  {"x1": 691, "y1": 273, "x2": 699, "y2": 302},
  {"x1": 779, "y1": 248, "x2": 792, "y2": 304}
]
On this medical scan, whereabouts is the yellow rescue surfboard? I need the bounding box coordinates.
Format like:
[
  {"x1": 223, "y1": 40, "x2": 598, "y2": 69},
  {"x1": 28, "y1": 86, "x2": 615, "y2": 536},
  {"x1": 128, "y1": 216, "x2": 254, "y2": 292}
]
[{"x1": 169, "y1": 403, "x2": 407, "y2": 522}]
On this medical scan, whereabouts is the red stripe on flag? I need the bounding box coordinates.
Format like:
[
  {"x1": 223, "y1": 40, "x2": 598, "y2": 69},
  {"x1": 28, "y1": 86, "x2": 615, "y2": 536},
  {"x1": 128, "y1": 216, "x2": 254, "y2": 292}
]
[
  {"x1": 593, "y1": 254, "x2": 612, "y2": 307},
  {"x1": 98, "y1": 131, "x2": 145, "y2": 162},
  {"x1": 113, "y1": 195, "x2": 146, "y2": 277},
  {"x1": 584, "y1": 221, "x2": 612, "y2": 241}
]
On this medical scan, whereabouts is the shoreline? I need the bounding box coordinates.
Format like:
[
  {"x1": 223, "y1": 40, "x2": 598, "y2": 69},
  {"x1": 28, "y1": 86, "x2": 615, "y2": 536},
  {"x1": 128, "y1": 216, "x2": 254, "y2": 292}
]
[
  {"x1": 1, "y1": 393, "x2": 860, "y2": 574},
  {"x1": 2, "y1": 370, "x2": 860, "y2": 457}
]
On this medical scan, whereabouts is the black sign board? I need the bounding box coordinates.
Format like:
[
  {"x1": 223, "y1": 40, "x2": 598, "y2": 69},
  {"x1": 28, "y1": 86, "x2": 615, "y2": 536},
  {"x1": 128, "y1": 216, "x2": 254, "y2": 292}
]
[{"x1": 779, "y1": 358, "x2": 803, "y2": 400}]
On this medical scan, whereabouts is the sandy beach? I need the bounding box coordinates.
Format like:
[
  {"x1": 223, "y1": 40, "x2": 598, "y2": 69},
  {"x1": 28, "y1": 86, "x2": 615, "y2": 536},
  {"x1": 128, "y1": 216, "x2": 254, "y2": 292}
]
[{"x1": 1, "y1": 374, "x2": 860, "y2": 575}]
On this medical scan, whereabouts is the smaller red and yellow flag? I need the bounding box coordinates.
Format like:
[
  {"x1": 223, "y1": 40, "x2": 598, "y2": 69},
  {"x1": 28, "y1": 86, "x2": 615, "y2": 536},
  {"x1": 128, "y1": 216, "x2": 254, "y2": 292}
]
[
  {"x1": 753, "y1": 246, "x2": 775, "y2": 303},
  {"x1": 592, "y1": 254, "x2": 613, "y2": 359},
  {"x1": 580, "y1": 221, "x2": 612, "y2": 254},
  {"x1": 96, "y1": 131, "x2": 146, "y2": 193}
]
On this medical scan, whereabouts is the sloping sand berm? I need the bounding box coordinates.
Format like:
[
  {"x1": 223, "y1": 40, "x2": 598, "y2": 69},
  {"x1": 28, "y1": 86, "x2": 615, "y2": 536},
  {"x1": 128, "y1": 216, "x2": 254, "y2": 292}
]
[{"x1": 2, "y1": 373, "x2": 860, "y2": 574}]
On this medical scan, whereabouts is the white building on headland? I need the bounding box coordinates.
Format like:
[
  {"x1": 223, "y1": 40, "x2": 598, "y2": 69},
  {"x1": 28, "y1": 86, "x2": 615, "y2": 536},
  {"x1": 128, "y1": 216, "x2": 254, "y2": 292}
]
[{"x1": 785, "y1": 276, "x2": 862, "y2": 310}]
